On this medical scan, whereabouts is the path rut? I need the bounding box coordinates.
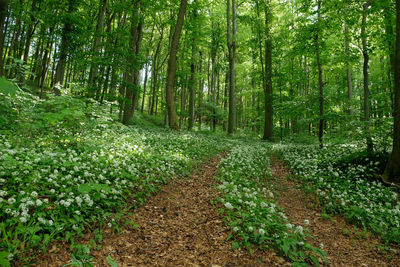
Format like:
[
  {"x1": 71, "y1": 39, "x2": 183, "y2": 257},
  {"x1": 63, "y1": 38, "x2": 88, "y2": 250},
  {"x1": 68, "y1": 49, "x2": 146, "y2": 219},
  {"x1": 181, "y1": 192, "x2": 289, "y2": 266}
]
[
  {"x1": 270, "y1": 155, "x2": 400, "y2": 267},
  {"x1": 35, "y1": 153, "x2": 287, "y2": 267}
]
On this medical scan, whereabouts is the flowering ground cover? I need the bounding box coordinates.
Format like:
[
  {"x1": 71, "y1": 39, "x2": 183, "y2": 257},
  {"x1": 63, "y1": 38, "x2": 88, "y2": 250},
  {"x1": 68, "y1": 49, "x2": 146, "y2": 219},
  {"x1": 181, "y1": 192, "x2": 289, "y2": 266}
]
[
  {"x1": 0, "y1": 95, "x2": 231, "y2": 265},
  {"x1": 273, "y1": 143, "x2": 400, "y2": 245},
  {"x1": 216, "y1": 143, "x2": 327, "y2": 265}
]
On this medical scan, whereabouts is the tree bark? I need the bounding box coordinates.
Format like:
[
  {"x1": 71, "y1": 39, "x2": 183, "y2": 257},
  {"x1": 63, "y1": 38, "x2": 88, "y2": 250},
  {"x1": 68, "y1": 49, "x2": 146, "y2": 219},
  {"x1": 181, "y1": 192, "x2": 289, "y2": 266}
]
[
  {"x1": 198, "y1": 51, "x2": 203, "y2": 130},
  {"x1": 122, "y1": 2, "x2": 143, "y2": 125},
  {"x1": 165, "y1": 0, "x2": 187, "y2": 130},
  {"x1": 316, "y1": 0, "x2": 324, "y2": 149},
  {"x1": 88, "y1": 0, "x2": 107, "y2": 97},
  {"x1": 22, "y1": 0, "x2": 37, "y2": 68},
  {"x1": 362, "y1": 0, "x2": 373, "y2": 151},
  {"x1": 263, "y1": 0, "x2": 273, "y2": 141},
  {"x1": 0, "y1": 0, "x2": 8, "y2": 76},
  {"x1": 149, "y1": 27, "x2": 164, "y2": 115},
  {"x1": 227, "y1": 0, "x2": 237, "y2": 134},
  {"x1": 140, "y1": 25, "x2": 154, "y2": 112},
  {"x1": 54, "y1": 0, "x2": 75, "y2": 94},
  {"x1": 344, "y1": 24, "x2": 353, "y2": 115},
  {"x1": 188, "y1": 5, "x2": 197, "y2": 131},
  {"x1": 384, "y1": 0, "x2": 400, "y2": 184}
]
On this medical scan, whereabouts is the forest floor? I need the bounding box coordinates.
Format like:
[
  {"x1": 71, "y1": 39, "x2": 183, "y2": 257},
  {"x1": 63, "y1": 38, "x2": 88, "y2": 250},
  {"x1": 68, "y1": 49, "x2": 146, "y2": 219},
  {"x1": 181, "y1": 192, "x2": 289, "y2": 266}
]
[
  {"x1": 270, "y1": 155, "x2": 400, "y2": 267},
  {"x1": 32, "y1": 152, "x2": 288, "y2": 267},
  {"x1": 30, "y1": 153, "x2": 400, "y2": 267}
]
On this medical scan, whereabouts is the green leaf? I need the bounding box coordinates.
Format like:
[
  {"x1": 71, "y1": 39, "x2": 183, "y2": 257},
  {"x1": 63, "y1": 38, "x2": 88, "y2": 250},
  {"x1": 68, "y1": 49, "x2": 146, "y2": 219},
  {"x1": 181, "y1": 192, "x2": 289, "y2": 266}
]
[
  {"x1": 0, "y1": 251, "x2": 11, "y2": 267},
  {"x1": 281, "y1": 240, "x2": 290, "y2": 256},
  {"x1": 309, "y1": 255, "x2": 320, "y2": 267},
  {"x1": 106, "y1": 255, "x2": 118, "y2": 267},
  {"x1": 232, "y1": 241, "x2": 240, "y2": 250},
  {"x1": 0, "y1": 77, "x2": 19, "y2": 97},
  {"x1": 78, "y1": 184, "x2": 92, "y2": 193}
]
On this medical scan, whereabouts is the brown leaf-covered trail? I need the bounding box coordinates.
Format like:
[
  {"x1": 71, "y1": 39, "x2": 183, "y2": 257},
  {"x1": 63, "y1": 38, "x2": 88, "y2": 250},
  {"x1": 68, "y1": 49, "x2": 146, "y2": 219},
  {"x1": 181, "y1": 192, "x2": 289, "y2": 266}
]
[
  {"x1": 29, "y1": 152, "x2": 400, "y2": 267},
  {"x1": 270, "y1": 155, "x2": 400, "y2": 267},
  {"x1": 34, "y1": 152, "x2": 288, "y2": 267}
]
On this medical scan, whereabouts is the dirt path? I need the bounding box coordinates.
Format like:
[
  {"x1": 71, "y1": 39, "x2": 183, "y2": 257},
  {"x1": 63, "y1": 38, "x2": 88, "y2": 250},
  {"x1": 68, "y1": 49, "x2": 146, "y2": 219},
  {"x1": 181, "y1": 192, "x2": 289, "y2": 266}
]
[
  {"x1": 270, "y1": 155, "x2": 400, "y2": 267},
  {"x1": 35, "y1": 153, "x2": 288, "y2": 267}
]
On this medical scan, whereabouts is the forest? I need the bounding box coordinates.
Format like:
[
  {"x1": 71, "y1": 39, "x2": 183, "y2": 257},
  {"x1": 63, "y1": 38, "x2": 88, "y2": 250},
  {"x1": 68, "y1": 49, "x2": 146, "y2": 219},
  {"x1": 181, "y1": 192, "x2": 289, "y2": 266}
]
[{"x1": 0, "y1": 0, "x2": 400, "y2": 266}]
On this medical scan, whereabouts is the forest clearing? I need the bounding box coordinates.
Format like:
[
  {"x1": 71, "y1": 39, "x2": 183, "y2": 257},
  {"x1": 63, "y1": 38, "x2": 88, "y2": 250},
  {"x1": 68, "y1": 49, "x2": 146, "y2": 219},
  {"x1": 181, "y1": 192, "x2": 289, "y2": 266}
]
[{"x1": 1, "y1": 0, "x2": 400, "y2": 266}]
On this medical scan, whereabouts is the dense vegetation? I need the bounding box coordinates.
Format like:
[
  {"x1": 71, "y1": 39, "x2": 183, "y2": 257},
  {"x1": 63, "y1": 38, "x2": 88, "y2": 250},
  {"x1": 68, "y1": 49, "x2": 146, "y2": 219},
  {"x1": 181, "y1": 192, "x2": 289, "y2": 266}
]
[{"x1": 1, "y1": 0, "x2": 400, "y2": 265}]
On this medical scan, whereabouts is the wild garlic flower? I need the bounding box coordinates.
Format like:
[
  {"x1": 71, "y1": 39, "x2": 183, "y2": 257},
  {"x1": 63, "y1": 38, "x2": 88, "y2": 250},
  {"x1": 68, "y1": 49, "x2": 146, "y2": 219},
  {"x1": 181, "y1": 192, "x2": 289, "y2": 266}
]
[{"x1": 224, "y1": 202, "x2": 234, "y2": 209}]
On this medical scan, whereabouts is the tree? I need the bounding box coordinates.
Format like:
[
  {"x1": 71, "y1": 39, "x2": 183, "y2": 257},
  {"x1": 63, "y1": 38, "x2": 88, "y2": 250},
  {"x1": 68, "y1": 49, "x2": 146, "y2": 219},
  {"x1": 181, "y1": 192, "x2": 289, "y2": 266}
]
[
  {"x1": 54, "y1": 0, "x2": 77, "y2": 94},
  {"x1": 122, "y1": 1, "x2": 144, "y2": 125},
  {"x1": 361, "y1": 0, "x2": 373, "y2": 151},
  {"x1": 88, "y1": 0, "x2": 108, "y2": 98},
  {"x1": 165, "y1": 0, "x2": 187, "y2": 130},
  {"x1": 262, "y1": 0, "x2": 273, "y2": 141},
  {"x1": 315, "y1": 0, "x2": 324, "y2": 149},
  {"x1": 383, "y1": 0, "x2": 400, "y2": 184},
  {"x1": 227, "y1": 0, "x2": 237, "y2": 134},
  {"x1": 344, "y1": 24, "x2": 353, "y2": 115},
  {"x1": 188, "y1": 0, "x2": 198, "y2": 131},
  {"x1": 0, "y1": 0, "x2": 8, "y2": 76}
]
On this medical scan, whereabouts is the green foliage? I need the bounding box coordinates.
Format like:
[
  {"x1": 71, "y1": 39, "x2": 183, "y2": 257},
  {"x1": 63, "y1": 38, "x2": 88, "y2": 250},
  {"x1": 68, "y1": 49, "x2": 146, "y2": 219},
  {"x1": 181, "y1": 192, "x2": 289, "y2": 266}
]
[
  {"x1": 0, "y1": 78, "x2": 20, "y2": 129},
  {"x1": 274, "y1": 142, "x2": 400, "y2": 245},
  {"x1": 0, "y1": 91, "x2": 231, "y2": 264},
  {"x1": 0, "y1": 77, "x2": 19, "y2": 97},
  {"x1": 217, "y1": 143, "x2": 327, "y2": 265},
  {"x1": 106, "y1": 255, "x2": 118, "y2": 267}
]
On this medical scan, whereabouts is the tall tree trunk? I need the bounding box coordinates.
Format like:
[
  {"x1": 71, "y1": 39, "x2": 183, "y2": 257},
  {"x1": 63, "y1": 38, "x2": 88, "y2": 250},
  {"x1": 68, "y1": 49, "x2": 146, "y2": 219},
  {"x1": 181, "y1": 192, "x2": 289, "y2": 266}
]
[
  {"x1": 384, "y1": 0, "x2": 400, "y2": 184},
  {"x1": 362, "y1": 0, "x2": 373, "y2": 151},
  {"x1": 100, "y1": 9, "x2": 114, "y2": 104},
  {"x1": 263, "y1": 1, "x2": 273, "y2": 141},
  {"x1": 165, "y1": 0, "x2": 187, "y2": 130},
  {"x1": 141, "y1": 25, "x2": 154, "y2": 112},
  {"x1": 22, "y1": 0, "x2": 37, "y2": 66},
  {"x1": 316, "y1": 0, "x2": 324, "y2": 149},
  {"x1": 198, "y1": 51, "x2": 203, "y2": 130},
  {"x1": 0, "y1": 0, "x2": 8, "y2": 76},
  {"x1": 54, "y1": 0, "x2": 75, "y2": 94},
  {"x1": 122, "y1": 2, "x2": 143, "y2": 125},
  {"x1": 223, "y1": 69, "x2": 228, "y2": 131},
  {"x1": 7, "y1": 0, "x2": 23, "y2": 78},
  {"x1": 384, "y1": 4, "x2": 395, "y2": 113},
  {"x1": 39, "y1": 26, "x2": 55, "y2": 98},
  {"x1": 88, "y1": 0, "x2": 107, "y2": 97},
  {"x1": 227, "y1": 0, "x2": 237, "y2": 134},
  {"x1": 188, "y1": 5, "x2": 197, "y2": 131},
  {"x1": 345, "y1": 24, "x2": 353, "y2": 115}
]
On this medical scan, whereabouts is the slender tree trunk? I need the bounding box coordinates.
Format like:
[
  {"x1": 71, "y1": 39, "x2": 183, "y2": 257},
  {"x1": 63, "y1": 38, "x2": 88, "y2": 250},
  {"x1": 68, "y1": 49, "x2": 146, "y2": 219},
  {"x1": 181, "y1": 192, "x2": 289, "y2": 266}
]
[
  {"x1": 39, "y1": 26, "x2": 55, "y2": 98},
  {"x1": 384, "y1": 0, "x2": 400, "y2": 184},
  {"x1": 0, "y1": 0, "x2": 8, "y2": 76},
  {"x1": 140, "y1": 26, "x2": 154, "y2": 112},
  {"x1": 198, "y1": 51, "x2": 203, "y2": 130},
  {"x1": 150, "y1": 28, "x2": 164, "y2": 115},
  {"x1": 1, "y1": 11, "x2": 9, "y2": 76},
  {"x1": 8, "y1": 0, "x2": 23, "y2": 78},
  {"x1": 165, "y1": 0, "x2": 187, "y2": 130},
  {"x1": 227, "y1": 0, "x2": 237, "y2": 134},
  {"x1": 22, "y1": 0, "x2": 37, "y2": 67},
  {"x1": 223, "y1": 69, "x2": 228, "y2": 131},
  {"x1": 54, "y1": 0, "x2": 75, "y2": 94},
  {"x1": 384, "y1": 5, "x2": 395, "y2": 114},
  {"x1": 88, "y1": 0, "x2": 107, "y2": 97},
  {"x1": 362, "y1": 0, "x2": 373, "y2": 151},
  {"x1": 188, "y1": 6, "x2": 197, "y2": 130},
  {"x1": 316, "y1": 0, "x2": 324, "y2": 149},
  {"x1": 345, "y1": 24, "x2": 353, "y2": 115},
  {"x1": 263, "y1": 0, "x2": 273, "y2": 141},
  {"x1": 122, "y1": 2, "x2": 143, "y2": 125}
]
